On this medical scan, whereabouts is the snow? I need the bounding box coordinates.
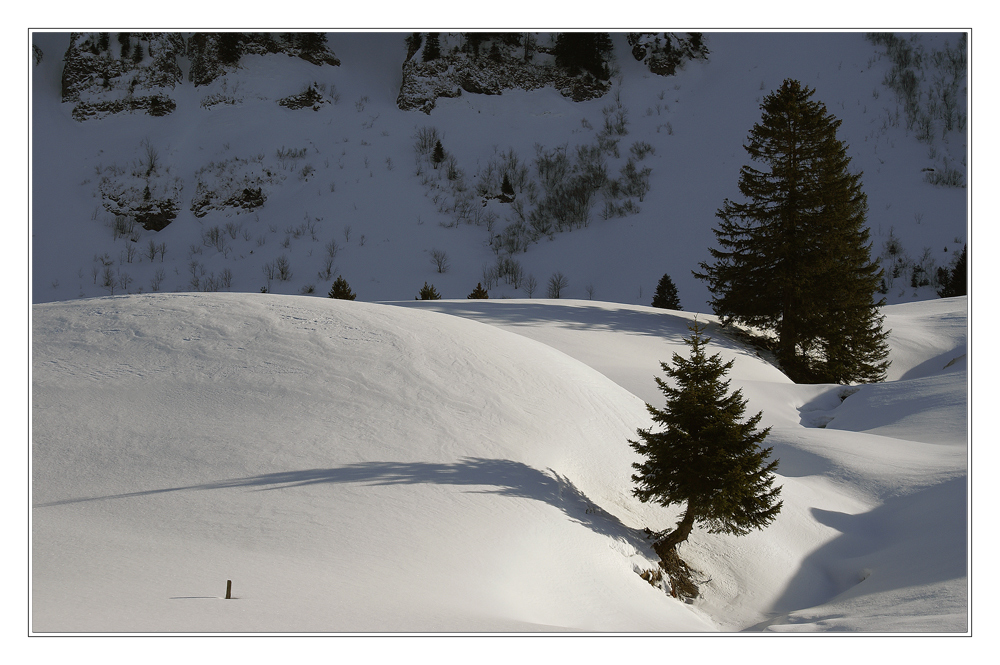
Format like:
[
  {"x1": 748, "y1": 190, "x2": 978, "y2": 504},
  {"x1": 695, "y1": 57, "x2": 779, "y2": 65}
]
[
  {"x1": 28, "y1": 29, "x2": 972, "y2": 640},
  {"x1": 31, "y1": 293, "x2": 967, "y2": 634}
]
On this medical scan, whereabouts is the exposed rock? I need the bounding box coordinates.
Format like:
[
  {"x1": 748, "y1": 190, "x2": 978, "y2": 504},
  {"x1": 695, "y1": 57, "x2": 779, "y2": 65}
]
[
  {"x1": 97, "y1": 153, "x2": 183, "y2": 231},
  {"x1": 277, "y1": 83, "x2": 329, "y2": 111},
  {"x1": 62, "y1": 32, "x2": 185, "y2": 120},
  {"x1": 62, "y1": 32, "x2": 340, "y2": 120},
  {"x1": 397, "y1": 32, "x2": 612, "y2": 114},
  {"x1": 188, "y1": 32, "x2": 339, "y2": 87},
  {"x1": 626, "y1": 32, "x2": 709, "y2": 77}
]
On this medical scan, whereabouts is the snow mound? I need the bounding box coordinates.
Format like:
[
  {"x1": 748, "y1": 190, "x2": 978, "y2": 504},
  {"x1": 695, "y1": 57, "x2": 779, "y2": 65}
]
[{"x1": 31, "y1": 292, "x2": 714, "y2": 632}]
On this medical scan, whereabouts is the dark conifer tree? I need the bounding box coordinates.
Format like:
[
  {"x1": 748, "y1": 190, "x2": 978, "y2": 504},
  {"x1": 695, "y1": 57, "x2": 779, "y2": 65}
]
[
  {"x1": 554, "y1": 32, "x2": 613, "y2": 79},
  {"x1": 404, "y1": 32, "x2": 423, "y2": 61},
  {"x1": 328, "y1": 275, "x2": 356, "y2": 300},
  {"x1": 937, "y1": 244, "x2": 967, "y2": 298},
  {"x1": 296, "y1": 32, "x2": 327, "y2": 56},
  {"x1": 423, "y1": 32, "x2": 441, "y2": 62},
  {"x1": 417, "y1": 282, "x2": 441, "y2": 300},
  {"x1": 431, "y1": 140, "x2": 446, "y2": 168},
  {"x1": 216, "y1": 33, "x2": 242, "y2": 67},
  {"x1": 500, "y1": 173, "x2": 515, "y2": 200},
  {"x1": 651, "y1": 273, "x2": 682, "y2": 310},
  {"x1": 696, "y1": 79, "x2": 889, "y2": 383},
  {"x1": 467, "y1": 283, "x2": 489, "y2": 299},
  {"x1": 629, "y1": 321, "x2": 782, "y2": 557},
  {"x1": 118, "y1": 32, "x2": 131, "y2": 60}
]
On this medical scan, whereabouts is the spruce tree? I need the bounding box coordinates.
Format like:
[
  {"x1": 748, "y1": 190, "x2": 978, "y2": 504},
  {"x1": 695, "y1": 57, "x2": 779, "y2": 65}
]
[
  {"x1": 328, "y1": 275, "x2": 356, "y2": 300},
  {"x1": 417, "y1": 282, "x2": 441, "y2": 300},
  {"x1": 651, "y1": 273, "x2": 681, "y2": 310},
  {"x1": 432, "y1": 140, "x2": 446, "y2": 169},
  {"x1": 630, "y1": 321, "x2": 782, "y2": 558},
  {"x1": 467, "y1": 283, "x2": 489, "y2": 299},
  {"x1": 500, "y1": 173, "x2": 515, "y2": 200},
  {"x1": 695, "y1": 79, "x2": 889, "y2": 383}
]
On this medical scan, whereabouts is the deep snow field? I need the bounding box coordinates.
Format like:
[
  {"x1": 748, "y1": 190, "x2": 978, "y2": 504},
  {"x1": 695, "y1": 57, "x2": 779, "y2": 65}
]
[{"x1": 32, "y1": 292, "x2": 968, "y2": 635}]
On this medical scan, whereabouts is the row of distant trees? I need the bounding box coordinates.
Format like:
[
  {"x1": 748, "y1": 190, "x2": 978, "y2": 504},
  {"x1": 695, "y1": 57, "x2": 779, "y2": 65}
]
[{"x1": 326, "y1": 271, "x2": 648, "y2": 302}]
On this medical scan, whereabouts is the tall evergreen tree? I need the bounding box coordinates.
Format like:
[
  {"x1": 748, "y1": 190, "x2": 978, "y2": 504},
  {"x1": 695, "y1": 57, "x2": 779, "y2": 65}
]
[
  {"x1": 629, "y1": 322, "x2": 782, "y2": 558},
  {"x1": 651, "y1": 273, "x2": 682, "y2": 310},
  {"x1": 695, "y1": 79, "x2": 889, "y2": 383}
]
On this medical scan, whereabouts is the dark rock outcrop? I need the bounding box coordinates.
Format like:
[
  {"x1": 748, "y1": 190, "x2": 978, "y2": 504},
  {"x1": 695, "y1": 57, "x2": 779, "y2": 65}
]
[{"x1": 397, "y1": 32, "x2": 613, "y2": 114}]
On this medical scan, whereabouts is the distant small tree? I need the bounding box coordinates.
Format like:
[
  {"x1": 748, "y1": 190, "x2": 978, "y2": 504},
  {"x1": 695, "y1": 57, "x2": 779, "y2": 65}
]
[
  {"x1": 432, "y1": 140, "x2": 446, "y2": 168},
  {"x1": 524, "y1": 274, "x2": 538, "y2": 298},
  {"x1": 651, "y1": 273, "x2": 682, "y2": 310},
  {"x1": 404, "y1": 32, "x2": 423, "y2": 61},
  {"x1": 554, "y1": 32, "x2": 613, "y2": 79},
  {"x1": 501, "y1": 173, "x2": 515, "y2": 200},
  {"x1": 936, "y1": 244, "x2": 967, "y2": 298},
  {"x1": 328, "y1": 275, "x2": 356, "y2": 300},
  {"x1": 630, "y1": 321, "x2": 782, "y2": 584},
  {"x1": 417, "y1": 282, "x2": 441, "y2": 300},
  {"x1": 467, "y1": 282, "x2": 489, "y2": 299},
  {"x1": 118, "y1": 32, "x2": 131, "y2": 58},
  {"x1": 430, "y1": 248, "x2": 450, "y2": 273},
  {"x1": 216, "y1": 32, "x2": 242, "y2": 66},
  {"x1": 423, "y1": 32, "x2": 441, "y2": 61},
  {"x1": 547, "y1": 272, "x2": 569, "y2": 298}
]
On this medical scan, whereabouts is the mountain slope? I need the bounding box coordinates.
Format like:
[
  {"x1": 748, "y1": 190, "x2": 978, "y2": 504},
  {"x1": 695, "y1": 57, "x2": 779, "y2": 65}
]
[{"x1": 30, "y1": 31, "x2": 967, "y2": 309}]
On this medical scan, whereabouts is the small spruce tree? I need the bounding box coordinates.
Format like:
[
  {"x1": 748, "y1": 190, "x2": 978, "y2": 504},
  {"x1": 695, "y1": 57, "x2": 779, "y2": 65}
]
[
  {"x1": 328, "y1": 275, "x2": 356, "y2": 300},
  {"x1": 468, "y1": 282, "x2": 489, "y2": 299},
  {"x1": 432, "y1": 140, "x2": 446, "y2": 168},
  {"x1": 937, "y1": 244, "x2": 967, "y2": 298},
  {"x1": 500, "y1": 173, "x2": 515, "y2": 200},
  {"x1": 630, "y1": 321, "x2": 782, "y2": 567},
  {"x1": 417, "y1": 282, "x2": 442, "y2": 300},
  {"x1": 651, "y1": 273, "x2": 682, "y2": 310}
]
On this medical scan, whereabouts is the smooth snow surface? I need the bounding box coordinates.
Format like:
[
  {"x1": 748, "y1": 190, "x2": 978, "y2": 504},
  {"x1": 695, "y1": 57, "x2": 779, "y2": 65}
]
[{"x1": 31, "y1": 293, "x2": 968, "y2": 633}]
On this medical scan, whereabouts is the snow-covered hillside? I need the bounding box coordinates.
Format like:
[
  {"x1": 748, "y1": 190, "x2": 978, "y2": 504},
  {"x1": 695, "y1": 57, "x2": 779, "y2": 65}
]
[
  {"x1": 31, "y1": 293, "x2": 967, "y2": 632},
  {"x1": 30, "y1": 32, "x2": 967, "y2": 309}
]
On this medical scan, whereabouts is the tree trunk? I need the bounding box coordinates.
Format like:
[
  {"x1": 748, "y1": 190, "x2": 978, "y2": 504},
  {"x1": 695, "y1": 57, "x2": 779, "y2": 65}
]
[{"x1": 654, "y1": 505, "x2": 696, "y2": 559}]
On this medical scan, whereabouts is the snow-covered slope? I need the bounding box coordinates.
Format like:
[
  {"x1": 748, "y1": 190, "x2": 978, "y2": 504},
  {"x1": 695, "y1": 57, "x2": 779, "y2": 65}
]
[
  {"x1": 31, "y1": 293, "x2": 968, "y2": 632},
  {"x1": 30, "y1": 32, "x2": 967, "y2": 310}
]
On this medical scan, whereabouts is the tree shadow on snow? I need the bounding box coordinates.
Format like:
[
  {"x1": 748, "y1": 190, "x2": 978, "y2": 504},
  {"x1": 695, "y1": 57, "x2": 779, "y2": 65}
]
[{"x1": 36, "y1": 457, "x2": 654, "y2": 552}]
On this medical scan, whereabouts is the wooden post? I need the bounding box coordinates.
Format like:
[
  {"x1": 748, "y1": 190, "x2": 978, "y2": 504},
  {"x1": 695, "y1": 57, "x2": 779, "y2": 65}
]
[{"x1": 226, "y1": 580, "x2": 232, "y2": 599}]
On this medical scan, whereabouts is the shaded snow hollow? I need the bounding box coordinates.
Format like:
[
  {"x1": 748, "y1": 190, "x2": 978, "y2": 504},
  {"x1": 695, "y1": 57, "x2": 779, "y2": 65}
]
[{"x1": 31, "y1": 293, "x2": 968, "y2": 633}]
